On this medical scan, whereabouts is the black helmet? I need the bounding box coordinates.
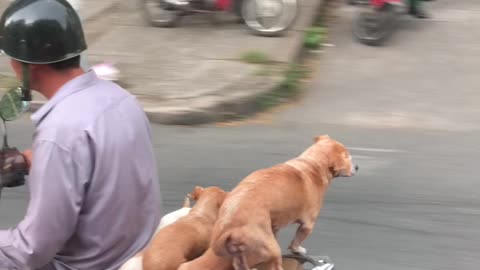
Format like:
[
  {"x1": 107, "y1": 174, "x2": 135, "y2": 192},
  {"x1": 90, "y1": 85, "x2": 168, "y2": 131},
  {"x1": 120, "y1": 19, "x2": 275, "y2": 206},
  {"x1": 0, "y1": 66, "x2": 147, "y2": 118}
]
[{"x1": 0, "y1": 0, "x2": 87, "y2": 64}]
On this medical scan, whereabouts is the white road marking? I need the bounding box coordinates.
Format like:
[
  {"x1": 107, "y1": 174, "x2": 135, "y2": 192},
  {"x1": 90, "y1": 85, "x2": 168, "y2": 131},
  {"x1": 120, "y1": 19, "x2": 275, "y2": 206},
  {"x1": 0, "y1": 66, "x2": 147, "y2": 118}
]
[{"x1": 349, "y1": 147, "x2": 406, "y2": 153}]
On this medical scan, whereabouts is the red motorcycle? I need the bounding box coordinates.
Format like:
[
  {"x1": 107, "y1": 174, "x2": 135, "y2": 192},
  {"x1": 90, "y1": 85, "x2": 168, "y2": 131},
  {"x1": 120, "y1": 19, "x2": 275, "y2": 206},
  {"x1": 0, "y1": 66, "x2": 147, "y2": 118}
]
[
  {"x1": 351, "y1": 0, "x2": 405, "y2": 46},
  {"x1": 141, "y1": 0, "x2": 298, "y2": 37}
]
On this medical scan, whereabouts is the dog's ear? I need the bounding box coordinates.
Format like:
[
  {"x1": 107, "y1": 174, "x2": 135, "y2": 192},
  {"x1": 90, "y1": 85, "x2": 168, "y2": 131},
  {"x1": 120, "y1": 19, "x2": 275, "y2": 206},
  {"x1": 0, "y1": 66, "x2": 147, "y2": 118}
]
[
  {"x1": 219, "y1": 191, "x2": 230, "y2": 202},
  {"x1": 215, "y1": 191, "x2": 229, "y2": 208},
  {"x1": 314, "y1": 135, "x2": 330, "y2": 142},
  {"x1": 330, "y1": 155, "x2": 342, "y2": 175},
  {"x1": 188, "y1": 186, "x2": 204, "y2": 201},
  {"x1": 182, "y1": 196, "x2": 191, "y2": 208},
  {"x1": 329, "y1": 148, "x2": 348, "y2": 176}
]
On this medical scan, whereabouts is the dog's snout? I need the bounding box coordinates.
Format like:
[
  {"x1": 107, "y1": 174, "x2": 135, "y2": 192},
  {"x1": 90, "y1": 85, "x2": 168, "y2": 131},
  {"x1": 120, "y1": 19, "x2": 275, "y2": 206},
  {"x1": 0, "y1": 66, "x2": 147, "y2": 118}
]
[{"x1": 355, "y1": 165, "x2": 359, "y2": 171}]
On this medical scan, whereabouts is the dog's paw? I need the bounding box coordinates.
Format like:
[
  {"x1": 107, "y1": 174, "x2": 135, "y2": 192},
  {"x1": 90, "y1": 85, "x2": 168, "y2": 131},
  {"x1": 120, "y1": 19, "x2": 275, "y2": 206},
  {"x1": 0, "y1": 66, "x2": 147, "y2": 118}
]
[{"x1": 290, "y1": 245, "x2": 307, "y2": 255}]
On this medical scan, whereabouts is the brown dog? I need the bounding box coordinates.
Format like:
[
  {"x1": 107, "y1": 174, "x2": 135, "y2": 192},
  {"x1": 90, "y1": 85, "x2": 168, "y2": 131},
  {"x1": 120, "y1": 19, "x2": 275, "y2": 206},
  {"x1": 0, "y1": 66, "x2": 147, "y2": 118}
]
[
  {"x1": 178, "y1": 248, "x2": 234, "y2": 270},
  {"x1": 185, "y1": 135, "x2": 358, "y2": 270},
  {"x1": 143, "y1": 186, "x2": 228, "y2": 270}
]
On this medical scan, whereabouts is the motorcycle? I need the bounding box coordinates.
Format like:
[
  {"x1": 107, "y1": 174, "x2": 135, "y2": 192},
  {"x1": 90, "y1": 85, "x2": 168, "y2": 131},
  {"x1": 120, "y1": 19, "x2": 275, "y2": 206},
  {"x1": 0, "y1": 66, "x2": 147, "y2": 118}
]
[
  {"x1": 351, "y1": 0, "x2": 406, "y2": 46},
  {"x1": 141, "y1": 0, "x2": 298, "y2": 37}
]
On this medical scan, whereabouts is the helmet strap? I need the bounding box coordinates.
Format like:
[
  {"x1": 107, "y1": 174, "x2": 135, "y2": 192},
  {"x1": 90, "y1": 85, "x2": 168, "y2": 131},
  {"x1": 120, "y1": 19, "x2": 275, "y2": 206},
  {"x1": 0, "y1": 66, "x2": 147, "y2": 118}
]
[{"x1": 21, "y1": 62, "x2": 32, "y2": 101}]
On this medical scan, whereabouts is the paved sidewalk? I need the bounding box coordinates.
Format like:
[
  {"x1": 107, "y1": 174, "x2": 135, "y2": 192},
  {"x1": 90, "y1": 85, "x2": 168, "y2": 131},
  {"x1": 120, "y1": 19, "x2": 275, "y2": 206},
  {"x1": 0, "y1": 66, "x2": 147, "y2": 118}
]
[{"x1": 0, "y1": 0, "x2": 326, "y2": 125}]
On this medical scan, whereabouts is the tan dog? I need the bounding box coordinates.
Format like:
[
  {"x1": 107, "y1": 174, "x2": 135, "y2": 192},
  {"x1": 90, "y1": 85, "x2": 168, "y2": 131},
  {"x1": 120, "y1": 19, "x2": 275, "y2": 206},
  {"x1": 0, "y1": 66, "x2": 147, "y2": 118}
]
[
  {"x1": 184, "y1": 135, "x2": 358, "y2": 270},
  {"x1": 143, "y1": 186, "x2": 228, "y2": 270},
  {"x1": 178, "y1": 248, "x2": 233, "y2": 270}
]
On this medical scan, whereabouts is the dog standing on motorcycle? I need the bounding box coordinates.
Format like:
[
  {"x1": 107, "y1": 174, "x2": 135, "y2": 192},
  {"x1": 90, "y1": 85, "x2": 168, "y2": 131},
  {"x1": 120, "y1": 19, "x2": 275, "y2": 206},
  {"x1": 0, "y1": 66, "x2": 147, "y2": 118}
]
[{"x1": 0, "y1": 0, "x2": 161, "y2": 269}]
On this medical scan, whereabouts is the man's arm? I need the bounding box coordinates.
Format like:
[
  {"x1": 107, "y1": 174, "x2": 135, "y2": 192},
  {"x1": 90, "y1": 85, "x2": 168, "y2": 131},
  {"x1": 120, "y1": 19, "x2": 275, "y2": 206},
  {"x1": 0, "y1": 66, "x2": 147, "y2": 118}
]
[{"x1": 0, "y1": 140, "x2": 87, "y2": 269}]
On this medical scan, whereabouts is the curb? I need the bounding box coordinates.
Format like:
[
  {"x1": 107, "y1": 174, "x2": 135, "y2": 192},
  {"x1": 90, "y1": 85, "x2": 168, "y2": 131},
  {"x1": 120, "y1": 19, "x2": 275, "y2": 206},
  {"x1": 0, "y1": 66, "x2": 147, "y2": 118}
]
[
  {"x1": 143, "y1": 74, "x2": 284, "y2": 125},
  {"x1": 25, "y1": 0, "x2": 330, "y2": 126},
  {"x1": 141, "y1": 0, "x2": 330, "y2": 125}
]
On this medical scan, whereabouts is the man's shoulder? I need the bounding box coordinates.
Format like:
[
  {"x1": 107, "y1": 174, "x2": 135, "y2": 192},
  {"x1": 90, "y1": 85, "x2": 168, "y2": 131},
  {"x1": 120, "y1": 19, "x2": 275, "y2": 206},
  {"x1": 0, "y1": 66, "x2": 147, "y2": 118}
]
[
  {"x1": 35, "y1": 81, "x2": 146, "y2": 148},
  {"x1": 51, "y1": 80, "x2": 140, "y2": 121}
]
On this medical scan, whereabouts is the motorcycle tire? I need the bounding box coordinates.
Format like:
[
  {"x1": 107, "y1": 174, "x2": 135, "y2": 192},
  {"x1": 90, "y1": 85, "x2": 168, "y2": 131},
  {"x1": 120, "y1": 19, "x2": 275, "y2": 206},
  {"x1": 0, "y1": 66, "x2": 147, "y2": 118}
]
[
  {"x1": 141, "y1": 0, "x2": 182, "y2": 27},
  {"x1": 241, "y1": 0, "x2": 298, "y2": 37},
  {"x1": 352, "y1": 5, "x2": 398, "y2": 46}
]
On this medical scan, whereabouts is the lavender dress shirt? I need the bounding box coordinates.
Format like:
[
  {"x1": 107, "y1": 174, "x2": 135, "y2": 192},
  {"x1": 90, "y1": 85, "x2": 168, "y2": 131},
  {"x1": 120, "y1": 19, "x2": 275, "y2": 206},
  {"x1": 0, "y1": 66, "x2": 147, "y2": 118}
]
[{"x1": 0, "y1": 71, "x2": 161, "y2": 270}]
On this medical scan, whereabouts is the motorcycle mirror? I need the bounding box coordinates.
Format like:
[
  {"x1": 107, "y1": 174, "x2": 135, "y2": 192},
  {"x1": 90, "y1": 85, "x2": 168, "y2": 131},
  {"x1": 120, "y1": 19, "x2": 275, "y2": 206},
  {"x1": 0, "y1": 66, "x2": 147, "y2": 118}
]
[
  {"x1": 0, "y1": 87, "x2": 30, "y2": 122},
  {"x1": 0, "y1": 87, "x2": 30, "y2": 200}
]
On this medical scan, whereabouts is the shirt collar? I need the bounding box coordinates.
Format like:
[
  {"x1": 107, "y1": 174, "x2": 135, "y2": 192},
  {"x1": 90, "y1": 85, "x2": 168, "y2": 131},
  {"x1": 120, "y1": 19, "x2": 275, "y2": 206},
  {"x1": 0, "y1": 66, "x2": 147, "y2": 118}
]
[{"x1": 31, "y1": 70, "x2": 99, "y2": 126}]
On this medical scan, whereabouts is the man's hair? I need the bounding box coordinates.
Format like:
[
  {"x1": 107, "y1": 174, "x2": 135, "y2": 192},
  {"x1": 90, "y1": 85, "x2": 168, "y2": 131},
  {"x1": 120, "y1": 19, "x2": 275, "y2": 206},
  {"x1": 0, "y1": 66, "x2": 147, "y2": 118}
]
[{"x1": 48, "y1": 56, "x2": 81, "y2": 71}]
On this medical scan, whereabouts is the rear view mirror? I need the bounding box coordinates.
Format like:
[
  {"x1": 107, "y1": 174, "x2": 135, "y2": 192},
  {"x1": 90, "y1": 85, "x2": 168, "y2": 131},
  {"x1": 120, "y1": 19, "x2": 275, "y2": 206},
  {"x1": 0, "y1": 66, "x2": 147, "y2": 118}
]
[{"x1": 0, "y1": 87, "x2": 30, "y2": 121}]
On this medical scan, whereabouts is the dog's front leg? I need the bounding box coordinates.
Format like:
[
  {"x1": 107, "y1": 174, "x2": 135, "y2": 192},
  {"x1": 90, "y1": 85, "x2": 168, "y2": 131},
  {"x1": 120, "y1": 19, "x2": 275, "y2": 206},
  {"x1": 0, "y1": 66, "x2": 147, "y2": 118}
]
[{"x1": 288, "y1": 221, "x2": 314, "y2": 255}]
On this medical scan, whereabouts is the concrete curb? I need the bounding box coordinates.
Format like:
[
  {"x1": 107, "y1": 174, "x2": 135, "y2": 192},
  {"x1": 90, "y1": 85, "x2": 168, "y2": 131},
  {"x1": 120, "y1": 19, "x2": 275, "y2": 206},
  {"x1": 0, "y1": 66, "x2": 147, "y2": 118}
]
[
  {"x1": 143, "y1": 0, "x2": 330, "y2": 125},
  {"x1": 143, "y1": 73, "x2": 284, "y2": 125},
  {"x1": 25, "y1": 0, "x2": 329, "y2": 126}
]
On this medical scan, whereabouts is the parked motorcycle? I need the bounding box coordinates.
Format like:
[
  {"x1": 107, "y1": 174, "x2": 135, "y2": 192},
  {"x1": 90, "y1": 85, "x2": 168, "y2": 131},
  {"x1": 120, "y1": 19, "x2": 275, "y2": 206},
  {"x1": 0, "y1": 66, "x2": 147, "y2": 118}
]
[
  {"x1": 141, "y1": 0, "x2": 298, "y2": 37},
  {"x1": 351, "y1": 0, "x2": 406, "y2": 46}
]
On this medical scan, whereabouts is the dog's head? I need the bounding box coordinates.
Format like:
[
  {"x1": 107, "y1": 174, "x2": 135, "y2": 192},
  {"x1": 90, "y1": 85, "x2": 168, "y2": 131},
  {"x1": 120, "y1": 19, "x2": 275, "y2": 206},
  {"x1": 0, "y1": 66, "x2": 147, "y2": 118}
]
[
  {"x1": 188, "y1": 186, "x2": 206, "y2": 201},
  {"x1": 314, "y1": 135, "x2": 358, "y2": 177},
  {"x1": 188, "y1": 186, "x2": 228, "y2": 208}
]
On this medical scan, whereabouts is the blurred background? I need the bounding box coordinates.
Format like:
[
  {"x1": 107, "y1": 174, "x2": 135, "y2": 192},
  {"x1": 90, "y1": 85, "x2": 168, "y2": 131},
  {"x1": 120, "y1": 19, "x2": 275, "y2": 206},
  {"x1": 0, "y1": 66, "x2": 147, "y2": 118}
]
[{"x1": 0, "y1": 0, "x2": 479, "y2": 269}]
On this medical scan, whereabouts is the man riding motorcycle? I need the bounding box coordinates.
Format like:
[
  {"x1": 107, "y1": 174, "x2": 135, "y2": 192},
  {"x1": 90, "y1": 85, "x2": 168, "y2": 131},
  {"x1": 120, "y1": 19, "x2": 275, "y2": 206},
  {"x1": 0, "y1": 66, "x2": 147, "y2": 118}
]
[{"x1": 0, "y1": 0, "x2": 161, "y2": 269}]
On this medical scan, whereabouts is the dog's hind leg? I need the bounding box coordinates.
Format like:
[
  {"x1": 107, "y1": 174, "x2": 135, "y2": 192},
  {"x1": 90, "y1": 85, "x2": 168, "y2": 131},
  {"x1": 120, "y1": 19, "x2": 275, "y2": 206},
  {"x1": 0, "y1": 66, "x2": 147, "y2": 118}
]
[
  {"x1": 233, "y1": 254, "x2": 250, "y2": 270},
  {"x1": 260, "y1": 239, "x2": 283, "y2": 270},
  {"x1": 288, "y1": 221, "x2": 314, "y2": 255},
  {"x1": 246, "y1": 232, "x2": 283, "y2": 270}
]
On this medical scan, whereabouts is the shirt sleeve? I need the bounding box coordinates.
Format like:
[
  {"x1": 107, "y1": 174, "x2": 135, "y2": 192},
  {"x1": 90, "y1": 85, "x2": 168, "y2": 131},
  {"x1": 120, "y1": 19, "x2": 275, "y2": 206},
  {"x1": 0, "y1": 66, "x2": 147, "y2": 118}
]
[{"x1": 0, "y1": 139, "x2": 87, "y2": 269}]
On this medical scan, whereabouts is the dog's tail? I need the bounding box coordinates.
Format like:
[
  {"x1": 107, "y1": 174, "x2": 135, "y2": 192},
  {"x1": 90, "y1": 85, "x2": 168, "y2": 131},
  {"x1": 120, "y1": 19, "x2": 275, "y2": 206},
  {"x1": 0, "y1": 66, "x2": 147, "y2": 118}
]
[
  {"x1": 212, "y1": 229, "x2": 251, "y2": 269},
  {"x1": 211, "y1": 228, "x2": 249, "y2": 258}
]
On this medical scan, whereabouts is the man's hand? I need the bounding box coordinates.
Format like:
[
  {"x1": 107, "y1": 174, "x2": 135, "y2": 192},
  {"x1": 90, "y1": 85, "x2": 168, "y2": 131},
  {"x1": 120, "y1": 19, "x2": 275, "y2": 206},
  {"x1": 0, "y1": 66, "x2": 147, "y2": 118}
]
[
  {"x1": 0, "y1": 147, "x2": 29, "y2": 188},
  {"x1": 23, "y1": 149, "x2": 32, "y2": 170}
]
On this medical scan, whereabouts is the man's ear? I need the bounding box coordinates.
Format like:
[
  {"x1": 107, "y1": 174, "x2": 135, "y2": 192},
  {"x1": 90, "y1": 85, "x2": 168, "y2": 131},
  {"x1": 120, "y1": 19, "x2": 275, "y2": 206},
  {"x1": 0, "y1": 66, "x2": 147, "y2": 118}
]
[
  {"x1": 188, "y1": 186, "x2": 204, "y2": 201},
  {"x1": 314, "y1": 135, "x2": 330, "y2": 142}
]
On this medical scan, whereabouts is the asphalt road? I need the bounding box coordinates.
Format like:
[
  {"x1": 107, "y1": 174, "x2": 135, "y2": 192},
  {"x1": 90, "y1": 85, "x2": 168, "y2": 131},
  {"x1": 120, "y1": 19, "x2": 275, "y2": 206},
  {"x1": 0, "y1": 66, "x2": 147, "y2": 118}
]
[{"x1": 1, "y1": 1, "x2": 479, "y2": 270}]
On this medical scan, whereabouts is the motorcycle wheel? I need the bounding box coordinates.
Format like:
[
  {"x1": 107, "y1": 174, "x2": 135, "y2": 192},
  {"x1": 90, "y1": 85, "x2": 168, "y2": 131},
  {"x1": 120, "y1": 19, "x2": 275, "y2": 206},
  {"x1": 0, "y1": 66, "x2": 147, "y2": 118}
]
[
  {"x1": 241, "y1": 0, "x2": 298, "y2": 37},
  {"x1": 142, "y1": 0, "x2": 182, "y2": 27},
  {"x1": 352, "y1": 5, "x2": 397, "y2": 46}
]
